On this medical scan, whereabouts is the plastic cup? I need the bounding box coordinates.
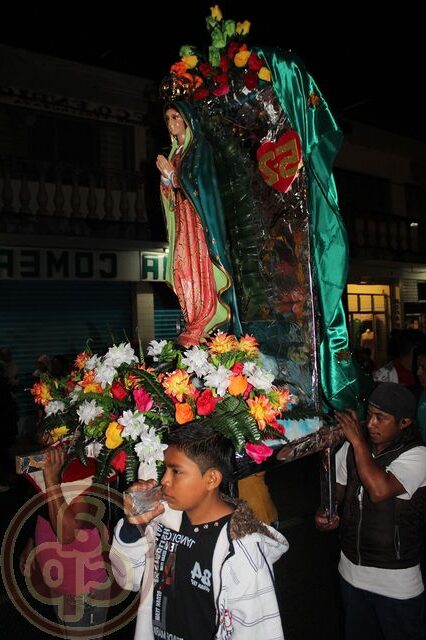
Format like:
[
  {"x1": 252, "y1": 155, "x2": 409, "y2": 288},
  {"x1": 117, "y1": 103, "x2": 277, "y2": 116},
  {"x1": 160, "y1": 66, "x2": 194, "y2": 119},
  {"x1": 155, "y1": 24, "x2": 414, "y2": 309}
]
[{"x1": 123, "y1": 484, "x2": 163, "y2": 515}]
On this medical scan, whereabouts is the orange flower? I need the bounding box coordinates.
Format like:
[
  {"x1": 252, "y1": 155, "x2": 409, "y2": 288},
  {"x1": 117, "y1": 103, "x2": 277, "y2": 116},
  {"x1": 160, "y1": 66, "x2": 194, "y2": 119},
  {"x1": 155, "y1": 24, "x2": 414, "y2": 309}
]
[
  {"x1": 79, "y1": 369, "x2": 103, "y2": 394},
  {"x1": 258, "y1": 66, "x2": 271, "y2": 82},
  {"x1": 208, "y1": 331, "x2": 238, "y2": 354},
  {"x1": 74, "y1": 352, "x2": 90, "y2": 371},
  {"x1": 31, "y1": 381, "x2": 52, "y2": 406},
  {"x1": 163, "y1": 369, "x2": 195, "y2": 402},
  {"x1": 247, "y1": 394, "x2": 277, "y2": 430},
  {"x1": 175, "y1": 402, "x2": 194, "y2": 425},
  {"x1": 170, "y1": 61, "x2": 189, "y2": 76},
  {"x1": 234, "y1": 50, "x2": 251, "y2": 67},
  {"x1": 237, "y1": 334, "x2": 259, "y2": 357},
  {"x1": 269, "y1": 388, "x2": 291, "y2": 411},
  {"x1": 228, "y1": 374, "x2": 248, "y2": 396}
]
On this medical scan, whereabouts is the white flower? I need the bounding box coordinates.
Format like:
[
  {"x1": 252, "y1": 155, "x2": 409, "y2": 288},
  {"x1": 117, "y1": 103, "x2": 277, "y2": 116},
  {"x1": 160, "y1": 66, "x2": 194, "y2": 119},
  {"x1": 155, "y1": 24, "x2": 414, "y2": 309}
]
[
  {"x1": 138, "y1": 461, "x2": 159, "y2": 481},
  {"x1": 119, "y1": 410, "x2": 147, "y2": 440},
  {"x1": 104, "y1": 343, "x2": 137, "y2": 368},
  {"x1": 69, "y1": 387, "x2": 82, "y2": 404},
  {"x1": 77, "y1": 400, "x2": 103, "y2": 425},
  {"x1": 85, "y1": 354, "x2": 101, "y2": 371},
  {"x1": 203, "y1": 365, "x2": 232, "y2": 397},
  {"x1": 95, "y1": 363, "x2": 117, "y2": 387},
  {"x1": 181, "y1": 346, "x2": 212, "y2": 377},
  {"x1": 44, "y1": 400, "x2": 65, "y2": 416},
  {"x1": 134, "y1": 427, "x2": 167, "y2": 465},
  {"x1": 147, "y1": 339, "x2": 167, "y2": 361},
  {"x1": 243, "y1": 362, "x2": 274, "y2": 391}
]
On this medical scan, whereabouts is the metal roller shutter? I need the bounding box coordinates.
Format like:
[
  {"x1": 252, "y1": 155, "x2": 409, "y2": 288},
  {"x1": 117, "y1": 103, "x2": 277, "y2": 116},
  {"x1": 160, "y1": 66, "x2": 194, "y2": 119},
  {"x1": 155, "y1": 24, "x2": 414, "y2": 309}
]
[{"x1": 0, "y1": 280, "x2": 132, "y2": 420}]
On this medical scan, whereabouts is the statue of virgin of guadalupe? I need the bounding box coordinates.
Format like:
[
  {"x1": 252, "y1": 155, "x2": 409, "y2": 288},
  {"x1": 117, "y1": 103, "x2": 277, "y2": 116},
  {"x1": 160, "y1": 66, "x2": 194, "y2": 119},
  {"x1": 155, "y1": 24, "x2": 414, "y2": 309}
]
[{"x1": 156, "y1": 101, "x2": 241, "y2": 347}]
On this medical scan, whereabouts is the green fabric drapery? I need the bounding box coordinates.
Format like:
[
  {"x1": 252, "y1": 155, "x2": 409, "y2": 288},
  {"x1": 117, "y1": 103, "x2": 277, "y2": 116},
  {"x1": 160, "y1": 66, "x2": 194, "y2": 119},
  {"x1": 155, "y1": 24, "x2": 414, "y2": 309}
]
[{"x1": 256, "y1": 48, "x2": 359, "y2": 409}]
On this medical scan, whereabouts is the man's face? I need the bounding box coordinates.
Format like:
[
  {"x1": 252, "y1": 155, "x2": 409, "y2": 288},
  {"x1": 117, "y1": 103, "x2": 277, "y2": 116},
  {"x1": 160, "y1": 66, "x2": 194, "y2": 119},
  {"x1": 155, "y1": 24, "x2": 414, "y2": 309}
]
[
  {"x1": 366, "y1": 405, "x2": 408, "y2": 453},
  {"x1": 417, "y1": 355, "x2": 426, "y2": 388},
  {"x1": 161, "y1": 446, "x2": 212, "y2": 514}
]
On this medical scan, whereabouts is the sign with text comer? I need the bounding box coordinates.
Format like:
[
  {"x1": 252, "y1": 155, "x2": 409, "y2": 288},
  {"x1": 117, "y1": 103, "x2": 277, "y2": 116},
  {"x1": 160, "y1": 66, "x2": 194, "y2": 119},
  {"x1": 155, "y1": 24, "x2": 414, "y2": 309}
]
[{"x1": 0, "y1": 247, "x2": 141, "y2": 281}]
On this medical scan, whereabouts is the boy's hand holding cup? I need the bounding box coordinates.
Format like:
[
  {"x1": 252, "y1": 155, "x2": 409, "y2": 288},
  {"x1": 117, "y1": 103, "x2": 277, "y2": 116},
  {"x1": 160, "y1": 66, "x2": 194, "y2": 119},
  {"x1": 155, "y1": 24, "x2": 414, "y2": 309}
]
[{"x1": 123, "y1": 479, "x2": 164, "y2": 526}]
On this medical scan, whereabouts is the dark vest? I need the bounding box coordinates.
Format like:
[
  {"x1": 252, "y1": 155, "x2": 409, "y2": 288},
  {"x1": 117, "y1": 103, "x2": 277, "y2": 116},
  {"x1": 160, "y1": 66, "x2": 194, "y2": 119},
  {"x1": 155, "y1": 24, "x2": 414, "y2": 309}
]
[{"x1": 340, "y1": 429, "x2": 426, "y2": 569}]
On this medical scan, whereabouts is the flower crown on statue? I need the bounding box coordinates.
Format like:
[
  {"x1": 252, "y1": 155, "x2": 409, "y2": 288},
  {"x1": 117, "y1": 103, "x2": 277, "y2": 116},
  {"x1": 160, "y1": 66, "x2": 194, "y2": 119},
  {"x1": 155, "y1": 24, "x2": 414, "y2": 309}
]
[
  {"x1": 159, "y1": 4, "x2": 271, "y2": 103},
  {"x1": 31, "y1": 332, "x2": 295, "y2": 484}
]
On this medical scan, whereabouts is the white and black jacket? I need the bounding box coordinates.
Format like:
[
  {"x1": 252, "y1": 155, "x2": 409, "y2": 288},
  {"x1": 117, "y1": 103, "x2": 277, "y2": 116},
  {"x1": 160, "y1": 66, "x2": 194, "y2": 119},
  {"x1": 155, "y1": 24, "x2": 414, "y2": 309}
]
[{"x1": 110, "y1": 498, "x2": 288, "y2": 639}]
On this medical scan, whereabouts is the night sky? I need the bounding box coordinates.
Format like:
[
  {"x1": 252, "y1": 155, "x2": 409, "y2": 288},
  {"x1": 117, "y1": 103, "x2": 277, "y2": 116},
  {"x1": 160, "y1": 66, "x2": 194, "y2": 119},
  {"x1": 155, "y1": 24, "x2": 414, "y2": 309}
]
[{"x1": 1, "y1": 1, "x2": 420, "y2": 140}]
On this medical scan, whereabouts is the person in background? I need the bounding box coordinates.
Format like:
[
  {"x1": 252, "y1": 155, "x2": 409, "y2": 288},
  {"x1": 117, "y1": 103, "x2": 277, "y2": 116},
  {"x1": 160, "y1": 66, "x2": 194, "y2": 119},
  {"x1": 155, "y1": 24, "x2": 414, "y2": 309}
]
[
  {"x1": 110, "y1": 423, "x2": 288, "y2": 639},
  {"x1": 315, "y1": 382, "x2": 426, "y2": 640},
  {"x1": 415, "y1": 345, "x2": 426, "y2": 444},
  {"x1": 373, "y1": 329, "x2": 426, "y2": 388},
  {"x1": 33, "y1": 354, "x2": 50, "y2": 380},
  {"x1": 19, "y1": 445, "x2": 111, "y2": 637}
]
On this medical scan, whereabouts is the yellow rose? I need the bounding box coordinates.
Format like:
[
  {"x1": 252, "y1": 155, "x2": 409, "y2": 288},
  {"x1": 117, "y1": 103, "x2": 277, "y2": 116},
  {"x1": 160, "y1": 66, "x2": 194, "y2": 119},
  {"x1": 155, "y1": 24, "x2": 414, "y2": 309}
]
[
  {"x1": 234, "y1": 50, "x2": 251, "y2": 67},
  {"x1": 210, "y1": 4, "x2": 223, "y2": 21},
  {"x1": 182, "y1": 55, "x2": 198, "y2": 69},
  {"x1": 258, "y1": 66, "x2": 271, "y2": 82},
  {"x1": 105, "y1": 421, "x2": 124, "y2": 449},
  {"x1": 50, "y1": 425, "x2": 69, "y2": 442},
  {"x1": 236, "y1": 20, "x2": 251, "y2": 35}
]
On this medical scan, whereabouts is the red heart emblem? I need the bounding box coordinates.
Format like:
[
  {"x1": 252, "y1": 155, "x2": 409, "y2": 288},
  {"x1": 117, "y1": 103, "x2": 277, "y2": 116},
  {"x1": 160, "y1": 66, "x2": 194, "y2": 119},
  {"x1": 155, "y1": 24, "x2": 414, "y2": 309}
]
[{"x1": 257, "y1": 131, "x2": 302, "y2": 192}]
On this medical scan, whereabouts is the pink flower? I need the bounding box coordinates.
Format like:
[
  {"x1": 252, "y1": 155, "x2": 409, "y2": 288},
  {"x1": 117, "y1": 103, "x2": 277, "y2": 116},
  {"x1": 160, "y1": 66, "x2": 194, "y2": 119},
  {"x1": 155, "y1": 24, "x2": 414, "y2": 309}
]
[
  {"x1": 133, "y1": 388, "x2": 154, "y2": 412},
  {"x1": 245, "y1": 442, "x2": 273, "y2": 463}
]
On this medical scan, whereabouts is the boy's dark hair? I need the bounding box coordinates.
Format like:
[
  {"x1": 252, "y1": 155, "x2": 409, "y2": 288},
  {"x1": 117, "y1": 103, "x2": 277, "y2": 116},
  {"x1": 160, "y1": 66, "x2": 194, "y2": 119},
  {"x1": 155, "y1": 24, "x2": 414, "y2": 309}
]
[{"x1": 166, "y1": 423, "x2": 235, "y2": 488}]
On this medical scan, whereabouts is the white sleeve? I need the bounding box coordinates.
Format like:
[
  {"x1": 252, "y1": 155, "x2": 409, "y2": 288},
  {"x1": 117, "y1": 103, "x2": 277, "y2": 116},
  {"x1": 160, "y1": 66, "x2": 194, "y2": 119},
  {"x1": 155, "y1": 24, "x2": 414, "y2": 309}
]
[
  {"x1": 109, "y1": 518, "x2": 149, "y2": 591},
  {"x1": 335, "y1": 441, "x2": 350, "y2": 486},
  {"x1": 386, "y1": 446, "x2": 426, "y2": 498}
]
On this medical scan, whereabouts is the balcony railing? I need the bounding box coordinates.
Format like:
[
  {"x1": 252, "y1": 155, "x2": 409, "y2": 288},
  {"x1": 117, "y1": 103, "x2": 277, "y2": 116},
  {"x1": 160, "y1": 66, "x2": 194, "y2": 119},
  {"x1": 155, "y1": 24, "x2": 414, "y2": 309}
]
[
  {"x1": 344, "y1": 210, "x2": 426, "y2": 262},
  {"x1": 0, "y1": 156, "x2": 149, "y2": 238}
]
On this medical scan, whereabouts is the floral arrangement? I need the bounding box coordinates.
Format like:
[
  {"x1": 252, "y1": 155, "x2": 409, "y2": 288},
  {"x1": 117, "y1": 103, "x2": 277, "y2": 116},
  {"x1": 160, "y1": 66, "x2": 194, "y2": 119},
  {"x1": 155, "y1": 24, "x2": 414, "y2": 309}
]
[
  {"x1": 31, "y1": 332, "x2": 294, "y2": 484},
  {"x1": 161, "y1": 4, "x2": 271, "y2": 102}
]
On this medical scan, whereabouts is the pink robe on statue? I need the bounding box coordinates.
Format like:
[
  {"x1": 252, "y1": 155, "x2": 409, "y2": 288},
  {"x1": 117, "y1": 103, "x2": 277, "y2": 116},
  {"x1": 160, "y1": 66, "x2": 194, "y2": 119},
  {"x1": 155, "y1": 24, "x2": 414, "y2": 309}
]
[{"x1": 163, "y1": 151, "x2": 217, "y2": 346}]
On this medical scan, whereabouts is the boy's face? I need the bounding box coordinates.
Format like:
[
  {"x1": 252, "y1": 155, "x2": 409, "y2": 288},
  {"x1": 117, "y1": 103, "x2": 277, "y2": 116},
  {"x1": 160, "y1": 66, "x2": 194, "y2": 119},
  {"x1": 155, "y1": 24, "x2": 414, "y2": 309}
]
[
  {"x1": 161, "y1": 446, "x2": 215, "y2": 513},
  {"x1": 366, "y1": 404, "x2": 410, "y2": 452}
]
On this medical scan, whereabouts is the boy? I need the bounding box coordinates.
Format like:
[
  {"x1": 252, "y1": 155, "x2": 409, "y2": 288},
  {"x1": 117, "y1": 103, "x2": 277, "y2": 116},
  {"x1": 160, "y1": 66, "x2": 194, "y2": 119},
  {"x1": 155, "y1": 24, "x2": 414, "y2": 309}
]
[
  {"x1": 110, "y1": 424, "x2": 288, "y2": 639},
  {"x1": 316, "y1": 382, "x2": 426, "y2": 640}
]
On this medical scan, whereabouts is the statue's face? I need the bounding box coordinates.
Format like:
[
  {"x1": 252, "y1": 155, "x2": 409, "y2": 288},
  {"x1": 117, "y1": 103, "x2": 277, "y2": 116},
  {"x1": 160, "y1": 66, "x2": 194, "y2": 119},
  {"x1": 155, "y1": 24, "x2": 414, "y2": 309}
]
[{"x1": 165, "y1": 108, "x2": 186, "y2": 144}]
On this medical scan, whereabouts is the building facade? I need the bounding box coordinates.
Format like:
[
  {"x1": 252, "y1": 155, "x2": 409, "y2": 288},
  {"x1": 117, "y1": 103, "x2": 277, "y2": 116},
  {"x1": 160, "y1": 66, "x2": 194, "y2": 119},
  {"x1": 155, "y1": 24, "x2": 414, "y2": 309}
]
[
  {"x1": 0, "y1": 45, "x2": 181, "y2": 428},
  {"x1": 335, "y1": 120, "x2": 426, "y2": 365}
]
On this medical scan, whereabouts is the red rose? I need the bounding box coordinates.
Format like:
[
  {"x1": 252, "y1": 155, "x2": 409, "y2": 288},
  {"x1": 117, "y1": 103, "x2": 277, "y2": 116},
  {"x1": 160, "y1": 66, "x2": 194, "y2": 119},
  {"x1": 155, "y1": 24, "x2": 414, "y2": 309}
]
[
  {"x1": 111, "y1": 450, "x2": 127, "y2": 473},
  {"x1": 193, "y1": 87, "x2": 210, "y2": 101},
  {"x1": 227, "y1": 42, "x2": 240, "y2": 59},
  {"x1": 196, "y1": 389, "x2": 219, "y2": 416},
  {"x1": 244, "y1": 71, "x2": 258, "y2": 90},
  {"x1": 218, "y1": 55, "x2": 230, "y2": 72},
  {"x1": 213, "y1": 73, "x2": 228, "y2": 85},
  {"x1": 111, "y1": 381, "x2": 127, "y2": 400},
  {"x1": 199, "y1": 62, "x2": 213, "y2": 77},
  {"x1": 65, "y1": 379, "x2": 76, "y2": 394},
  {"x1": 213, "y1": 82, "x2": 230, "y2": 97},
  {"x1": 231, "y1": 362, "x2": 244, "y2": 374},
  {"x1": 247, "y1": 53, "x2": 263, "y2": 72}
]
